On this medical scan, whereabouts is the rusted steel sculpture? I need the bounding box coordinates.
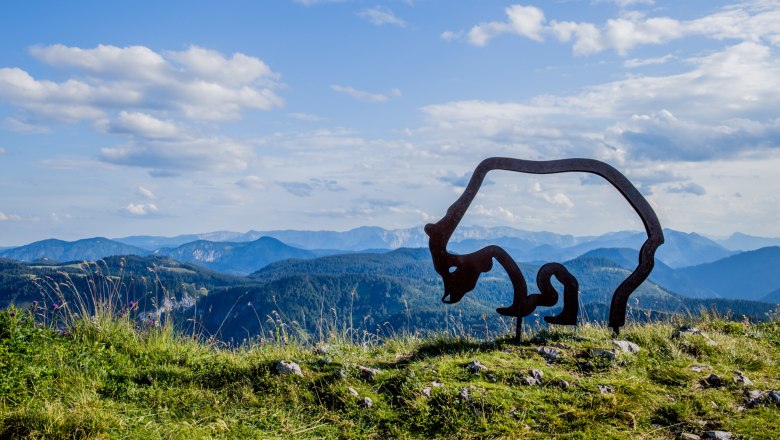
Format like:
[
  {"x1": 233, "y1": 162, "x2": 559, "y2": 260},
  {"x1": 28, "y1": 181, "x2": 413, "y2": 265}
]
[{"x1": 425, "y1": 157, "x2": 664, "y2": 340}]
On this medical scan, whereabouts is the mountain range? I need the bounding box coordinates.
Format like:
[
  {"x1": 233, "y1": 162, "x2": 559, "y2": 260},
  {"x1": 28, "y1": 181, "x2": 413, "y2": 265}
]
[
  {"x1": 4, "y1": 226, "x2": 775, "y2": 273},
  {"x1": 1, "y1": 227, "x2": 779, "y2": 315}
]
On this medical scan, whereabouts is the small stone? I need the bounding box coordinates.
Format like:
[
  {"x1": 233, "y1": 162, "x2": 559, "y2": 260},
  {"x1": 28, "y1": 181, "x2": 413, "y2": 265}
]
[
  {"x1": 598, "y1": 384, "x2": 614, "y2": 394},
  {"x1": 530, "y1": 369, "x2": 544, "y2": 381},
  {"x1": 746, "y1": 390, "x2": 765, "y2": 407},
  {"x1": 690, "y1": 365, "x2": 712, "y2": 373},
  {"x1": 362, "y1": 396, "x2": 373, "y2": 408},
  {"x1": 357, "y1": 365, "x2": 379, "y2": 380},
  {"x1": 421, "y1": 387, "x2": 432, "y2": 398},
  {"x1": 522, "y1": 376, "x2": 541, "y2": 386},
  {"x1": 701, "y1": 431, "x2": 732, "y2": 440},
  {"x1": 732, "y1": 373, "x2": 753, "y2": 387},
  {"x1": 672, "y1": 325, "x2": 706, "y2": 339},
  {"x1": 612, "y1": 341, "x2": 640, "y2": 353},
  {"x1": 276, "y1": 360, "x2": 303, "y2": 376},
  {"x1": 552, "y1": 379, "x2": 571, "y2": 390},
  {"x1": 467, "y1": 360, "x2": 488, "y2": 373},
  {"x1": 679, "y1": 433, "x2": 701, "y2": 440},
  {"x1": 701, "y1": 374, "x2": 725, "y2": 388},
  {"x1": 431, "y1": 381, "x2": 443, "y2": 388},
  {"x1": 537, "y1": 347, "x2": 562, "y2": 361},
  {"x1": 768, "y1": 391, "x2": 780, "y2": 405},
  {"x1": 612, "y1": 340, "x2": 640, "y2": 353},
  {"x1": 593, "y1": 349, "x2": 617, "y2": 360},
  {"x1": 348, "y1": 387, "x2": 359, "y2": 397}
]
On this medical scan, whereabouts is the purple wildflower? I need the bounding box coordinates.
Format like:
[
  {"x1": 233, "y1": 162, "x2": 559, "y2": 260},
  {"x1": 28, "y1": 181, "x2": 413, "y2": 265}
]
[
  {"x1": 52, "y1": 303, "x2": 60, "y2": 310},
  {"x1": 9, "y1": 311, "x2": 16, "y2": 317}
]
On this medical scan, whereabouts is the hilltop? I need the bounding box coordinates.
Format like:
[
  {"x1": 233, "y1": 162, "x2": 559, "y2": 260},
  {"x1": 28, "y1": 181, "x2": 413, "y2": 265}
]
[{"x1": 1, "y1": 307, "x2": 778, "y2": 439}]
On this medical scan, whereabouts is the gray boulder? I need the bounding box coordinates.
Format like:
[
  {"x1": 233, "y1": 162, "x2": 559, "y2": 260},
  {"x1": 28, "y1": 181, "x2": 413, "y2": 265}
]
[{"x1": 276, "y1": 360, "x2": 303, "y2": 377}]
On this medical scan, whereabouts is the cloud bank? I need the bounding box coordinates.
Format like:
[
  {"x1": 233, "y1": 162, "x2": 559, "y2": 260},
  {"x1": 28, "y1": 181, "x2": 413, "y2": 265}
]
[{"x1": 0, "y1": 44, "x2": 282, "y2": 173}]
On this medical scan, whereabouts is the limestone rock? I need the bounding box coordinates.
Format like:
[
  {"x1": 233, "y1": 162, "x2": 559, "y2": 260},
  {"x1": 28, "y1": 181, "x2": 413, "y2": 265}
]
[
  {"x1": 612, "y1": 340, "x2": 640, "y2": 353},
  {"x1": 348, "y1": 387, "x2": 359, "y2": 398},
  {"x1": 598, "y1": 384, "x2": 614, "y2": 394},
  {"x1": 537, "y1": 347, "x2": 562, "y2": 361},
  {"x1": 690, "y1": 365, "x2": 712, "y2": 373},
  {"x1": 732, "y1": 372, "x2": 753, "y2": 387},
  {"x1": 522, "y1": 376, "x2": 541, "y2": 386},
  {"x1": 357, "y1": 365, "x2": 379, "y2": 380},
  {"x1": 593, "y1": 349, "x2": 617, "y2": 360},
  {"x1": 467, "y1": 360, "x2": 488, "y2": 373},
  {"x1": 362, "y1": 396, "x2": 373, "y2": 408},
  {"x1": 701, "y1": 431, "x2": 732, "y2": 440},
  {"x1": 276, "y1": 360, "x2": 303, "y2": 377}
]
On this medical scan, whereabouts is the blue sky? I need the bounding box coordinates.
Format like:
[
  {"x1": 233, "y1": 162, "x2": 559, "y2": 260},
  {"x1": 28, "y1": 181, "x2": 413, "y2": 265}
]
[{"x1": 1, "y1": 0, "x2": 779, "y2": 245}]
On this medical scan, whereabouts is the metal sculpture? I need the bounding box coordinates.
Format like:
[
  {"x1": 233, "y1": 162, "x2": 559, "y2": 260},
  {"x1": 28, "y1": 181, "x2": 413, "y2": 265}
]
[{"x1": 425, "y1": 157, "x2": 664, "y2": 340}]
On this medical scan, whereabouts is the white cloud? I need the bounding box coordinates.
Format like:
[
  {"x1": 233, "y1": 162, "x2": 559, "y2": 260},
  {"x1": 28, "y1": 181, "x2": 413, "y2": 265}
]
[
  {"x1": 0, "y1": 211, "x2": 22, "y2": 222},
  {"x1": 624, "y1": 54, "x2": 674, "y2": 68},
  {"x1": 421, "y1": 42, "x2": 780, "y2": 165},
  {"x1": 0, "y1": 44, "x2": 282, "y2": 124},
  {"x1": 288, "y1": 112, "x2": 323, "y2": 121},
  {"x1": 358, "y1": 6, "x2": 407, "y2": 28},
  {"x1": 100, "y1": 136, "x2": 254, "y2": 172},
  {"x1": 137, "y1": 186, "x2": 156, "y2": 200},
  {"x1": 440, "y1": 31, "x2": 463, "y2": 42},
  {"x1": 101, "y1": 111, "x2": 181, "y2": 139},
  {"x1": 472, "y1": 204, "x2": 520, "y2": 221},
  {"x1": 165, "y1": 46, "x2": 278, "y2": 86},
  {"x1": 0, "y1": 147, "x2": 6, "y2": 156},
  {"x1": 468, "y1": 5, "x2": 546, "y2": 46},
  {"x1": 30, "y1": 44, "x2": 168, "y2": 82},
  {"x1": 0, "y1": 44, "x2": 284, "y2": 174},
  {"x1": 605, "y1": 13, "x2": 683, "y2": 55},
  {"x1": 122, "y1": 203, "x2": 158, "y2": 216},
  {"x1": 454, "y1": 2, "x2": 780, "y2": 55},
  {"x1": 331, "y1": 85, "x2": 401, "y2": 103},
  {"x1": 0, "y1": 211, "x2": 22, "y2": 221},
  {"x1": 549, "y1": 21, "x2": 604, "y2": 55}
]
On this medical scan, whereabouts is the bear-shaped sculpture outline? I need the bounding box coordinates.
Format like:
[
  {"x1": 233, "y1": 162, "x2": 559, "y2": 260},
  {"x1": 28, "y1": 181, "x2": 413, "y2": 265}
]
[{"x1": 425, "y1": 157, "x2": 664, "y2": 339}]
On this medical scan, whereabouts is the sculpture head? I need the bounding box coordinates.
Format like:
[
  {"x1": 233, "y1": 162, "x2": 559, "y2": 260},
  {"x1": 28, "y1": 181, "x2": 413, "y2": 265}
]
[{"x1": 425, "y1": 223, "x2": 493, "y2": 304}]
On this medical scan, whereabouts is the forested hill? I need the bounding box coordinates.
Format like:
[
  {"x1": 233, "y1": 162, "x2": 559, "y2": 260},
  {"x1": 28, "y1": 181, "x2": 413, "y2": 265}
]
[
  {"x1": 0, "y1": 238, "x2": 148, "y2": 263},
  {"x1": 1, "y1": 248, "x2": 777, "y2": 344}
]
